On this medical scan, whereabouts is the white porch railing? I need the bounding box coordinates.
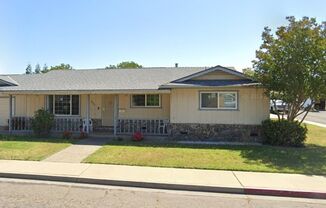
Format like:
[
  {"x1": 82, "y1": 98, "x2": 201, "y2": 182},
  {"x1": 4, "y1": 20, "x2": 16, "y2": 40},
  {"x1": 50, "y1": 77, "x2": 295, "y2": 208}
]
[
  {"x1": 117, "y1": 119, "x2": 169, "y2": 135},
  {"x1": 52, "y1": 117, "x2": 82, "y2": 132},
  {"x1": 10, "y1": 116, "x2": 82, "y2": 132},
  {"x1": 10, "y1": 117, "x2": 33, "y2": 131}
]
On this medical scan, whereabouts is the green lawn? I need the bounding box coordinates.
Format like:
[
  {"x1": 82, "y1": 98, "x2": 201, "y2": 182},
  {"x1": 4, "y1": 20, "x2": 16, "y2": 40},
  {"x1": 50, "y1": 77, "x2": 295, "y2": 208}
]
[
  {"x1": 0, "y1": 135, "x2": 72, "y2": 161},
  {"x1": 84, "y1": 124, "x2": 326, "y2": 175}
]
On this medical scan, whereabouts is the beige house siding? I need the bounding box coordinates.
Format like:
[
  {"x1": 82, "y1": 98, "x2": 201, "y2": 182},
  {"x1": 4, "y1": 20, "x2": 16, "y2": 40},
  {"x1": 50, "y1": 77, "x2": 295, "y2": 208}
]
[
  {"x1": 191, "y1": 71, "x2": 242, "y2": 80},
  {"x1": 118, "y1": 94, "x2": 170, "y2": 120},
  {"x1": 8, "y1": 94, "x2": 170, "y2": 120},
  {"x1": 170, "y1": 87, "x2": 269, "y2": 125},
  {"x1": 5, "y1": 89, "x2": 267, "y2": 126},
  {"x1": 0, "y1": 97, "x2": 9, "y2": 126},
  {"x1": 13, "y1": 95, "x2": 45, "y2": 117},
  {"x1": 80, "y1": 94, "x2": 102, "y2": 119}
]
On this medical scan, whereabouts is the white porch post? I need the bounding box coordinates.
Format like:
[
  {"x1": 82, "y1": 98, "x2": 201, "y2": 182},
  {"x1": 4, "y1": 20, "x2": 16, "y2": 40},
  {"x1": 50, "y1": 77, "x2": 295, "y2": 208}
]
[
  {"x1": 8, "y1": 95, "x2": 13, "y2": 133},
  {"x1": 113, "y1": 95, "x2": 118, "y2": 135},
  {"x1": 86, "y1": 94, "x2": 90, "y2": 134}
]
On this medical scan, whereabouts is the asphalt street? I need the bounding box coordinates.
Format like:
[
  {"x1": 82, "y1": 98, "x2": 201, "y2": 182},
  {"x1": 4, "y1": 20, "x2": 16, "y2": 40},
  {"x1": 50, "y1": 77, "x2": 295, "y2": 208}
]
[{"x1": 0, "y1": 178, "x2": 325, "y2": 208}]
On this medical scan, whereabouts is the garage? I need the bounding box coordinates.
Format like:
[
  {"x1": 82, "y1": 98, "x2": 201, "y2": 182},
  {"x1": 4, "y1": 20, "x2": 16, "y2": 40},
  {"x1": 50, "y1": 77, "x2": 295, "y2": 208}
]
[{"x1": 0, "y1": 97, "x2": 9, "y2": 128}]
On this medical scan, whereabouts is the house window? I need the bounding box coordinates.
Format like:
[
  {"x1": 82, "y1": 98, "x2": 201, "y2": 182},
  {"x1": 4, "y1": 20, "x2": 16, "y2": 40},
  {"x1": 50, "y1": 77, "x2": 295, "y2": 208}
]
[
  {"x1": 132, "y1": 95, "x2": 146, "y2": 107},
  {"x1": 201, "y1": 93, "x2": 218, "y2": 108},
  {"x1": 131, "y1": 94, "x2": 160, "y2": 107},
  {"x1": 218, "y1": 92, "x2": 237, "y2": 109},
  {"x1": 46, "y1": 95, "x2": 80, "y2": 115},
  {"x1": 200, "y1": 92, "x2": 237, "y2": 110}
]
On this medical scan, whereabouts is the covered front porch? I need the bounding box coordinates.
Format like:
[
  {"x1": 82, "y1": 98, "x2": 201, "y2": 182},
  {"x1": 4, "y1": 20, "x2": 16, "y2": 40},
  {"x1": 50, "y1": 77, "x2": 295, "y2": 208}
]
[{"x1": 7, "y1": 93, "x2": 170, "y2": 136}]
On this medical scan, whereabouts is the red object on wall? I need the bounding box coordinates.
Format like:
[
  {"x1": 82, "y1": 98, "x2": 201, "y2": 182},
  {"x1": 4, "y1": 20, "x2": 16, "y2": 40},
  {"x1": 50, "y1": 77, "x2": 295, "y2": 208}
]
[{"x1": 133, "y1": 131, "x2": 144, "y2": 141}]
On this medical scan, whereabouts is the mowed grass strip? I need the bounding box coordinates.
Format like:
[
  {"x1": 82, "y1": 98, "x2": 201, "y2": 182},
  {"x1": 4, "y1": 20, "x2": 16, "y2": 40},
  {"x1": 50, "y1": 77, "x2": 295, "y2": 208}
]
[
  {"x1": 84, "y1": 124, "x2": 326, "y2": 175},
  {"x1": 0, "y1": 135, "x2": 72, "y2": 161}
]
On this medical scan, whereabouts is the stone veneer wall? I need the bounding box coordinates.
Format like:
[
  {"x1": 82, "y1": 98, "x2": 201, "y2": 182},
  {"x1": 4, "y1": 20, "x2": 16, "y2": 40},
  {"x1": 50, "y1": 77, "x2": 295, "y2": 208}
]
[
  {"x1": 91, "y1": 119, "x2": 102, "y2": 128},
  {"x1": 168, "y1": 123, "x2": 262, "y2": 143}
]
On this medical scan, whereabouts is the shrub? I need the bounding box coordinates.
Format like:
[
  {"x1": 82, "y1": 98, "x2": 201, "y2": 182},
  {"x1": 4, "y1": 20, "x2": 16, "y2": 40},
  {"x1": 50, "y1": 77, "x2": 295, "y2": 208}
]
[
  {"x1": 132, "y1": 131, "x2": 144, "y2": 142},
  {"x1": 262, "y1": 119, "x2": 307, "y2": 147},
  {"x1": 31, "y1": 109, "x2": 54, "y2": 137},
  {"x1": 74, "y1": 132, "x2": 88, "y2": 140},
  {"x1": 62, "y1": 131, "x2": 73, "y2": 140}
]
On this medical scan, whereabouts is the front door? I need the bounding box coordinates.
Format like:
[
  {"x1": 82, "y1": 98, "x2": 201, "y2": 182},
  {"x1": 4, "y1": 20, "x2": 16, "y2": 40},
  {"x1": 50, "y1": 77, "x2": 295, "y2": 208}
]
[{"x1": 102, "y1": 95, "x2": 114, "y2": 126}]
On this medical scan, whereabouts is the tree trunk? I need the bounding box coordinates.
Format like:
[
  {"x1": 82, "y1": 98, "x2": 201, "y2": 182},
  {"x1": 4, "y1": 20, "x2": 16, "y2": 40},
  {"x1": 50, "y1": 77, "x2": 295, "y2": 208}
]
[{"x1": 299, "y1": 103, "x2": 314, "y2": 125}]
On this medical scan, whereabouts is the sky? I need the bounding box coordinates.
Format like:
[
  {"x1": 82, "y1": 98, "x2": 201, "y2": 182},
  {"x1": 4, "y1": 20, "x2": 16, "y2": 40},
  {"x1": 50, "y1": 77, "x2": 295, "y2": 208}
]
[{"x1": 0, "y1": 0, "x2": 325, "y2": 74}]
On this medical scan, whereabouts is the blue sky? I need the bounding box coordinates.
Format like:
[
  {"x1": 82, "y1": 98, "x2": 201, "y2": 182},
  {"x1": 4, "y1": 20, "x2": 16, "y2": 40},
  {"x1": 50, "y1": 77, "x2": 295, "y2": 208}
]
[{"x1": 0, "y1": 0, "x2": 325, "y2": 74}]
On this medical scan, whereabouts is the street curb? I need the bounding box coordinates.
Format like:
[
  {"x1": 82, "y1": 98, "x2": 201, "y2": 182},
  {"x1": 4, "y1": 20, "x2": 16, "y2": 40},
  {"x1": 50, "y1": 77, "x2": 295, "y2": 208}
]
[
  {"x1": 0, "y1": 172, "x2": 325, "y2": 199},
  {"x1": 0, "y1": 172, "x2": 243, "y2": 194},
  {"x1": 244, "y1": 188, "x2": 326, "y2": 199}
]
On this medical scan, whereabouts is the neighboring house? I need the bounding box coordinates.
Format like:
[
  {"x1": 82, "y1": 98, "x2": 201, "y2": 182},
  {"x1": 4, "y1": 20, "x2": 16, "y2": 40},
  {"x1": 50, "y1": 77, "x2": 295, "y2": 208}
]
[{"x1": 0, "y1": 65, "x2": 269, "y2": 142}]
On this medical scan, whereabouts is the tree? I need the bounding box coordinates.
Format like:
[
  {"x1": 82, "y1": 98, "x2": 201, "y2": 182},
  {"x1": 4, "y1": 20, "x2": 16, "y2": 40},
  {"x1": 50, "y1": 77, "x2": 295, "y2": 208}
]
[
  {"x1": 42, "y1": 64, "x2": 49, "y2": 73},
  {"x1": 49, "y1": 63, "x2": 73, "y2": 71},
  {"x1": 105, "y1": 65, "x2": 117, "y2": 69},
  {"x1": 34, "y1": 64, "x2": 41, "y2": 74},
  {"x1": 105, "y1": 61, "x2": 142, "y2": 69},
  {"x1": 25, "y1": 64, "x2": 32, "y2": 74},
  {"x1": 242, "y1": 67, "x2": 255, "y2": 79},
  {"x1": 117, "y1": 61, "x2": 142, "y2": 69},
  {"x1": 253, "y1": 16, "x2": 326, "y2": 123}
]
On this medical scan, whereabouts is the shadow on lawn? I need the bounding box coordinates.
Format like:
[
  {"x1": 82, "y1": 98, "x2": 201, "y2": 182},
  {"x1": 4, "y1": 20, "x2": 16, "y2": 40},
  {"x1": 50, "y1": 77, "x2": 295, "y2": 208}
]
[
  {"x1": 239, "y1": 144, "x2": 326, "y2": 175},
  {"x1": 0, "y1": 134, "x2": 73, "y2": 144},
  {"x1": 106, "y1": 141, "x2": 326, "y2": 175}
]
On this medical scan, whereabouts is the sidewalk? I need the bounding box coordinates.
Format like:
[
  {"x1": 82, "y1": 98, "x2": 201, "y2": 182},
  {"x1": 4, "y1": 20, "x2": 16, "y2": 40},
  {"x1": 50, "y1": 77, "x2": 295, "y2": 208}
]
[
  {"x1": 0, "y1": 160, "x2": 325, "y2": 199},
  {"x1": 270, "y1": 114, "x2": 326, "y2": 128},
  {"x1": 43, "y1": 137, "x2": 108, "y2": 163}
]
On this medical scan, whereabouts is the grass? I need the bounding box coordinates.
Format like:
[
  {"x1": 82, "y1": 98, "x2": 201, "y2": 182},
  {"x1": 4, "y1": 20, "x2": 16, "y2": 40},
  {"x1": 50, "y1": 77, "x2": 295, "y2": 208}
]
[
  {"x1": 84, "y1": 124, "x2": 326, "y2": 175},
  {"x1": 0, "y1": 135, "x2": 72, "y2": 161}
]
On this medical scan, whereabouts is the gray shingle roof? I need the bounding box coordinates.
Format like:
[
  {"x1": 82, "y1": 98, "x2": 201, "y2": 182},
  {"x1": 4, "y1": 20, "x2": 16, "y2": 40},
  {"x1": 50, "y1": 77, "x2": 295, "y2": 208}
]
[{"x1": 0, "y1": 67, "x2": 206, "y2": 92}]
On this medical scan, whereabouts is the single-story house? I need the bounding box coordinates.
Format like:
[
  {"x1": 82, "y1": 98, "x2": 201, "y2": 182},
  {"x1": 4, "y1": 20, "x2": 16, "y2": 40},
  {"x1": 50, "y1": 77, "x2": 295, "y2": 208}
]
[{"x1": 0, "y1": 65, "x2": 269, "y2": 142}]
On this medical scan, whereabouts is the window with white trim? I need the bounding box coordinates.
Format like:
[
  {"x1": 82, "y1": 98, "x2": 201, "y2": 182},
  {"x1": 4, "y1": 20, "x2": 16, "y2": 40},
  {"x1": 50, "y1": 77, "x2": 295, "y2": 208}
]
[
  {"x1": 131, "y1": 94, "x2": 160, "y2": 107},
  {"x1": 46, "y1": 95, "x2": 80, "y2": 115},
  {"x1": 200, "y1": 92, "x2": 237, "y2": 110}
]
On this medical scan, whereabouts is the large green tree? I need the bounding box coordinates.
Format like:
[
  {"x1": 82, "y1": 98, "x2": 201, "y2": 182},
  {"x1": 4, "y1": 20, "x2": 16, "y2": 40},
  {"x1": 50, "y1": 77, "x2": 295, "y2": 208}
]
[
  {"x1": 242, "y1": 67, "x2": 255, "y2": 79},
  {"x1": 254, "y1": 16, "x2": 326, "y2": 123},
  {"x1": 106, "y1": 61, "x2": 142, "y2": 69}
]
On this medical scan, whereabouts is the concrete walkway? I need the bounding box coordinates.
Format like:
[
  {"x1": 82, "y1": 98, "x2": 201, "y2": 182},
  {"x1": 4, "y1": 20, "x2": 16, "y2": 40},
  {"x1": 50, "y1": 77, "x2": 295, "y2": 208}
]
[
  {"x1": 0, "y1": 160, "x2": 325, "y2": 199},
  {"x1": 43, "y1": 137, "x2": 109, "y2": 163}
]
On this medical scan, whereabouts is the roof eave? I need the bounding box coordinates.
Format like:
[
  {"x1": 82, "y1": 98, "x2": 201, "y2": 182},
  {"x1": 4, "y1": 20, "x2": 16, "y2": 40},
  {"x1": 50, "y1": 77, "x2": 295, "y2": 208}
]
[{"x1": 0, "y1": 89, "x2": 171, "y2": 95}]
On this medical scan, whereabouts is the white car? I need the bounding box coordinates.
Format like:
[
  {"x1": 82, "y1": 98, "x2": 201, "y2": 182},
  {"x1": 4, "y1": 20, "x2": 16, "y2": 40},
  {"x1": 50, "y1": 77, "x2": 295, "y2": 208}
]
[{"x1": 270, "y1": 100, "x2": 288, "y2": 112}]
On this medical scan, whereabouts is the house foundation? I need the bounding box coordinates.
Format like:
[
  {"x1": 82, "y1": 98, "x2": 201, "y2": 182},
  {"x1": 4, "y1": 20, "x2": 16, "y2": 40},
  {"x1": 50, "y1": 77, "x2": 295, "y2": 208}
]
[{"x1": 168, "y1": 123, "x2": 262, "y2": 142}]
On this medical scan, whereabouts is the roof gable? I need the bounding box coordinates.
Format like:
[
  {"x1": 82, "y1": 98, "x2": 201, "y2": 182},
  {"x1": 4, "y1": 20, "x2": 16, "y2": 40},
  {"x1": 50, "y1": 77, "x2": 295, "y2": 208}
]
[
  {"x1": 0, "y1": 76, "x2": 18, "y2": 87},
  {"x1": 172, "y1": 65, "x2": 250, "y2": 82},
  {"x1": 190, "y1": 70, "x2": 242, "y2": 80}
]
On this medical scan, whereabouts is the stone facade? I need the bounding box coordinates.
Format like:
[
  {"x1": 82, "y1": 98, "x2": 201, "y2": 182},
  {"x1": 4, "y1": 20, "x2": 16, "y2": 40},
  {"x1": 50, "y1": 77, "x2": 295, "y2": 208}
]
[
  {"x1": 168, "y1": 123, "x2": 262, "y2": 143},
  {"x1": 91, "y1": 119, "x2": 102, "y2": 128}
]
